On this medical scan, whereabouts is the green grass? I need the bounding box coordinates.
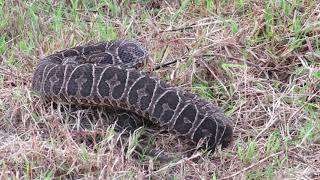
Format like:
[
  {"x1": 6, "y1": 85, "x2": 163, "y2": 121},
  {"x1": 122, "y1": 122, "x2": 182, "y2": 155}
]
[{"x1": 0, "y1": 0, "x2": 319, "y2": 179}]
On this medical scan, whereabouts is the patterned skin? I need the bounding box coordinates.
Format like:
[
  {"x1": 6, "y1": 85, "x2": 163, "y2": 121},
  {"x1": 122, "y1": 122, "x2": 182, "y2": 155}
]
[{"x1": 32, "y1": 40, "x2": 233, "y2": 150}]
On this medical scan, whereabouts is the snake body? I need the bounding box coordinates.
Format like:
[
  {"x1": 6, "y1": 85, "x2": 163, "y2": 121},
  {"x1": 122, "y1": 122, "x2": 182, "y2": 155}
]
[{"x1": 32, "y1": 40, "x2": 233, "y2": 150}]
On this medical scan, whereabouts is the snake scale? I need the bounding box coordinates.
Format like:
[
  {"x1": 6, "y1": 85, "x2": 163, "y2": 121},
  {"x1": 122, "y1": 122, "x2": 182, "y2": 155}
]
[{"x1": 32, "y1": 40, "x2": 233, "y2": 150}]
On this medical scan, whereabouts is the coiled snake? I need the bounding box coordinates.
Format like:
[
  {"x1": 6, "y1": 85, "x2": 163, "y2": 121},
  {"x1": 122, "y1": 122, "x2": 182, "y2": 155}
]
[{"x1": 32, "y1": 40, "x2": 233, "y2": 151}]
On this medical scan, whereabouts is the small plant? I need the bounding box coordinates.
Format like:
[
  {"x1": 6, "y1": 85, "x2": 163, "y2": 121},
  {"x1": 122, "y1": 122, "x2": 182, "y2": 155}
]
[
  {"x1": 265, "y1": 131, "x2": 281, "y2": 154},
  {"x1": 237, "y1": 139, "x2": 258, "y2": 165},
  {"x1": 0, "y1": 34, "x2": 6, "y2": 55}
]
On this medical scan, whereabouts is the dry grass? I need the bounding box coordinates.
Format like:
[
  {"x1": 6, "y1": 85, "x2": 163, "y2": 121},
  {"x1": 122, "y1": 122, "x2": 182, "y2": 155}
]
[{"x1": 0, "y1": 0, "x2": 319, "y2": 179}]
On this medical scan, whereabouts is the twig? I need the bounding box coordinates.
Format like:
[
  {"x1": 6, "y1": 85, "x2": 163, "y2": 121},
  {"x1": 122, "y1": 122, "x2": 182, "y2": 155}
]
[
  {"x1": 158, "y1": 25, "x2": 194, "y2": 33},
  {"x1": 159, "y1": 19, "x2": 225, "y2": 33},
  {"x1": 145, "y1": 152, "x2": 203, "y2": 178},
  {"x1": 221, "y1": 151, "x2": 284, "y2": 179},
  {"x1": 152, "y1": 59, "x2": 178, "y2": 71},
  {"x1": 200, "y1": 53, "x2": 263, "y2": 70}
]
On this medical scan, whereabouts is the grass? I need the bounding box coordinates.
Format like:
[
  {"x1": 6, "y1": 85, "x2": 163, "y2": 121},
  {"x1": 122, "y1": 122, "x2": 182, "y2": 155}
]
[{"x1": 0, "y1": 0, "x2": 319, "y2": 179}]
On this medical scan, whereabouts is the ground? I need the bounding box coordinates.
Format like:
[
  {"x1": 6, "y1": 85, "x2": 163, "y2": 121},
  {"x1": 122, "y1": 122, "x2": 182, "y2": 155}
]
[{"x1": 0, "y1": 0, "x2": 319, "y2": 179}]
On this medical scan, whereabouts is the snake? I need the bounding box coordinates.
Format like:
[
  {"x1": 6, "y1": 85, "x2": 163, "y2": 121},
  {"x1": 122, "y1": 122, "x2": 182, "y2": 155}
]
[{"x1": 32, "y1": 40, "x2": 233, "y2": 151}]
